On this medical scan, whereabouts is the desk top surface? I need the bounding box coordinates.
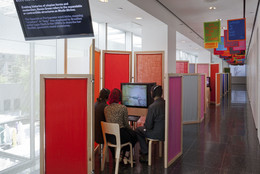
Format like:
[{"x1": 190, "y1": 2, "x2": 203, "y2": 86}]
[{"x1": 128, "y1": 115, "x2": 141, "y2": 122}]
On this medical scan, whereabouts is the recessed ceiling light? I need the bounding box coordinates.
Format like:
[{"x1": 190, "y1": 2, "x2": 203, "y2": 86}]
[
  {"x1": 222, "y1": 27, "x2": 226, "y2": 29},
  {"x1": 136, "y1": 17, "x2": 142, "y2": 20},
  {"x1": 209, "y1": 6, "x2": 216, "y2": 10},
  {"x1": 181, "y1": 40, "x2": 186, "y2": 43},
  {"x1": 99, "y1": 0, "x2": 108, "y2": 2},
  {"x1": 117, "y1": 7, "x2": 123, "y2": 11},
  {"x1": 216, "y1": 19, "x2": 222, "y2": 21}
]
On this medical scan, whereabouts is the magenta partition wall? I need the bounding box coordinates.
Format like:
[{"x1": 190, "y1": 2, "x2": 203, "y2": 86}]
[
  {"x1": 165, "y1": 74, "x2": 183, "y2": 168},
  {"x1": 201, "y1": 74, "x2": 205, "y2": 120}
]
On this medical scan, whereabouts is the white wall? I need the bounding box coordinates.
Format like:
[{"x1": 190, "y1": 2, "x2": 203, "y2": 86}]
[
  {"x1": 247, "y1": 8, "x2": 260, "y2": 142},
  {"x1": 142, "y1": 24, "x2": 169, "y2": 73},
  {"x1": 197, "y1": 50, "x2": 211, "y2": 63}
]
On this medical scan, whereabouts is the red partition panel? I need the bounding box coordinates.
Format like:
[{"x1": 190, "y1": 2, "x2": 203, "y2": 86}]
[
  {"x1": 176, "y1": 61, "x2": 189, "y2": 73},
  {"x1": 167, "y1": 76, "x2": 182, "y2": 165},
  {"x1": 136, "y1": 53, "x2": 163, "y2": 85},
  {"x1": 201, "y1": 75, "x2": 205, "y2": 120},
  {"x1": 104, "y1": 53, "x2": 130, "y2": 91},
  {"x1": 94, "y1": 51, "x2": 101, "y2": 102},
  {"x1": 197, "y1": 64, "x2": 210, "y2": 77},
  {"x1": 210, "y1": 64, "x2": 219, "y2": 102},
  {"x1": 45, "y1": 79, "x2": 88, "y2": 174}
]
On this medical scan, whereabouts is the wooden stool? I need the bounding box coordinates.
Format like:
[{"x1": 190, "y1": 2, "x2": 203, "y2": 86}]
[{"x1": 146, "y1": 138, "x2": 163, "y2": 166}]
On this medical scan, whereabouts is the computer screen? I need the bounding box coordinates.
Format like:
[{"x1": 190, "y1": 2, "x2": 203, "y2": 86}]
[
  {"x1": 14, "y1": 0, "x2": 94, "y2": 40},
  {"x1": 121, "y1": 83, "x2": 156, "y2": 108}
]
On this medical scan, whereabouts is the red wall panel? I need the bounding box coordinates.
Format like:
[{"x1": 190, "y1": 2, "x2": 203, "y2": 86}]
[
  {"x1": 94, "y1": 51, "x2": 101, "y2": 102},
  {"x1": 210, "y1": 64, "x2": 219, "y2": 102},
  {"x1": 176, "y1": 61, "x2": 189, "y2": 73},
  {"x1": 45, "y1": 79, "x2": 88, "y2": 174},
  {"x1": 136, "y1": 54, "x2": 163, "y2": 85},
  {"x1": 104, "y1": 53, "x2": 130, "y2": 91}
]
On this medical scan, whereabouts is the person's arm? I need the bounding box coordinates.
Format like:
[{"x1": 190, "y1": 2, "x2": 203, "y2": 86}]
[
  {"x1": 144, "y1": 106, "x2": 154, "y2": 130},
  {"x1": 122, "y1": 106, "x2": 131, "y2": 129}
]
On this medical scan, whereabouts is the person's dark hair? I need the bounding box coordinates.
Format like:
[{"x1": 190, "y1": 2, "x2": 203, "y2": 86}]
[
  {"x1": 151, "y1": 85, "x2": 163, "y2": 98},
  {"x1": 97, "y1": 88, "x2": 110, "y2": 102},
  {"x1": 108, "y1": 88, "x2": 122, "y2": 104}
]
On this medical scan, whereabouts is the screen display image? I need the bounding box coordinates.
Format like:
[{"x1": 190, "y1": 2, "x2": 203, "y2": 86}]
[
  {"x1": 14, "y1": 0, "x2": 94, "y2": 40},
  {"x1": 122, "y1": 85, "x2": 147, "y2": 107}
]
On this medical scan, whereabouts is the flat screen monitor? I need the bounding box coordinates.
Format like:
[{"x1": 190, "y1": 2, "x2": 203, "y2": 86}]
[
  {"x1": 121, "y1": 83, "x2": 156, "y2": 108},
  {"x1": 206, "y1": 77, "x2": 210, "y2": 87},
  {"x1": 14, "y1": 0, "x2": 94, "y2": 40}
]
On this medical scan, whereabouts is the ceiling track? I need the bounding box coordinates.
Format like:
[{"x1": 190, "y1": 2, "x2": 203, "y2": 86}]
[
  {"x1": 156, "y1": 0, "x2": 204, "y2": 40},
  {"x1": 246, "y1": 0, "x2": 260, "y2": 59},
  {"x1": 243, "y1": 0, "x2": 246, "y2": 18}
]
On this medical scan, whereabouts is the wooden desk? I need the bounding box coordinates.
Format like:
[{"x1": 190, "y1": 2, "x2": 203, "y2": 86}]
[{"x1": 128, "y1": 115, "x2": 141, "y2": 129}]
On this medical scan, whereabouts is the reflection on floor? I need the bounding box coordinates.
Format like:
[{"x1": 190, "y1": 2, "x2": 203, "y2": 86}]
[{"x1": 95, "y1": 85, "x2": 260, "y2": 174}]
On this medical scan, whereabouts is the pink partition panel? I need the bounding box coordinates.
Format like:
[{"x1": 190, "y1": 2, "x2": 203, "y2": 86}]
[
  {"x1": 136, "y1": 54, "x2": 162, "y2": 85},
  {"x1": 176, "y1": 61, "x2": 189, "y2": 73},
  {"x1": 210, "y1": 64, "x2": 219, "y2": 102},
  {"x1": 216, "y1": 74, "x2": 221, "y2": 105},
  {"x1": 45, "y1": 79, "x2": 88, "y2": 174},
  {"x1": 197, "y1": 64, "x2": 209, "y2": 77},
  {"x1": 104, "y1": 53, "x2": 130, "y2": 91},
  {"x1": 201, "y1": 75, "x2": 205, "y2": 120},
  {"x1": 168, "y1": 77, "x2": 182, "y2": 162}
]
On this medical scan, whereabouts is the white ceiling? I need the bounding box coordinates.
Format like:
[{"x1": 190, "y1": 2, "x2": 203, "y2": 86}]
[
  {"x1": 1, "y1": 0, "x2": 256, "y2": 59},
  {"x1": 89, "y1": 0, "x2": 165, "y2": 36}
]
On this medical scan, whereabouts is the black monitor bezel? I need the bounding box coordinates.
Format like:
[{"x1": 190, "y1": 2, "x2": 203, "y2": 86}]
[
  {"x1": 121, "y1": 82, "x2": 156, "y2": 108},
  {"x1": 13, "y1": 0, "x2": 94, "y2": 41}
]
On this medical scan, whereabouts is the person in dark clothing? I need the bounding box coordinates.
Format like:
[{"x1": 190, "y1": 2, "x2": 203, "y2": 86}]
[
  {"x1": 95, "y1": 88, "x2": 110, "y2": 144},
  {"x1": 135, "y1": 85, "x2": 165, "y2": 162}
]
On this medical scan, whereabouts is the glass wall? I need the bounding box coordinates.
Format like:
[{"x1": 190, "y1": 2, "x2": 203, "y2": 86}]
[
  {"x1": 176, "y1": 49, "x2": 197, "y2": 63},
  {"x1": 230, "y1": 65, "x2": 246, "y2": 76},
  {"x1": 0, "y1": 39, "x2": 31, "y2": 171},
  {"x1": 0, "y1": 2, "x2": 142, "y2": 173},
  {"x1": 133, "y1": 35, "x2": 142, "y2": 51},
  {"x1": 107, "y1": 26, "x2": 126, "y2": 51}
]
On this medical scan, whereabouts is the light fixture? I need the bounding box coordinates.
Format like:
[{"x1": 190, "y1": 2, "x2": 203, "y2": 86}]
[
  {"x1": 135, "y1": 17, "x2": 142, "y2": 20},
  {"x1": 209, "y1": 6, "x2": 216, "y2": 10},
  {"x1": 181, "y1": 40, "x2": 186, "y2": 43},
  {"x1": 216, "y1": 19, "x2": 222, "y2": 21},
  {"x1": 99, "y1": 0, "x2": 108, "y2": 2},
  {"x1": 222, "y1": 27, "x2": 226, "y2": 29}
]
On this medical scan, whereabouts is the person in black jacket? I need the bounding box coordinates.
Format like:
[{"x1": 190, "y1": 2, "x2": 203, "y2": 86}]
[
  {"x1": 95, "y1": 88, "x2": 110, "y2": 144},
  {"x1": 135, "y1": 85, "x2": 165, "y2": 162}
]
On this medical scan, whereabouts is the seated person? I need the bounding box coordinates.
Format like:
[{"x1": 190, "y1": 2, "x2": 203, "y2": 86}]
[
  {"x1": 135, "y1": 85, "x2": 165, "y2": 162},
  {"x1": 104, "y1": 88, "x2": 137, "y2": 163},
  {"x1": 95, "y1": 88, "x2": 110, "y2": 145}
]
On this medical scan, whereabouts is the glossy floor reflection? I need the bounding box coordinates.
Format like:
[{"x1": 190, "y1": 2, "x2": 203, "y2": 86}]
[{"x1": 95, "y1": 85, "x2": 260, "y2": 174}]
